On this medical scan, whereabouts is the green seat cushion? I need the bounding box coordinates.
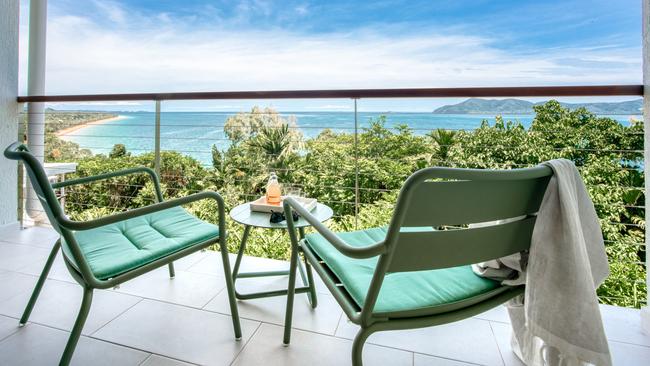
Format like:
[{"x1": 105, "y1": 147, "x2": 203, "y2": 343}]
[
  {"x1": 63, "y1": 206, "x2": 219, "y2": 279},
  {"x1": 304, "y1": 227, "x2": 506, "y2": 317}
]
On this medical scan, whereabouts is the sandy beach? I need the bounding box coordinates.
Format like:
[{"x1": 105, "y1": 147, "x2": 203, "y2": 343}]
[{"x1": 56, "y1": 115, "x2": 128, "y2": 137}]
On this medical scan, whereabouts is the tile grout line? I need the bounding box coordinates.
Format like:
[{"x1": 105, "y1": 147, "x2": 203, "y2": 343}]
[
  {"x1": 0, "y1": 234, "x2": 60, "y2": 250},
  {"x1": 0, "y1": 274, "x2": 149, "y2": 335},
  {"x1": 84, "y1": 296, "x2": 263, "y2": 364},
  {"x1": 0, "y1": 251, "x2": 52, "y2": 273},
  {"x1": 0, "y1": 275, "x2": 43, "y2": 310},
  {"x1": 333, "y1": 324, "x2": 494, "y2": 363},
  {"x1": 608, "y1": 338, "x2": 650, "y2": 349},
  {"x1": 89, "y1": 296, "x2": 145, "y2": 337},
  {"x1": 0, "y1": 294, "x2": 142, "y2": 340},
  {"x1": 0, "y1": 313, "x2": 485, "y2": 366},
  {"x1": 488, "y1": 321, "x2": 508, "y2": 366},
  {"x1": 138, "y1": 352, "x2": 201, "y2": 366},
  {"x1": 0, "y1": 310, "x2": 201, "y2": 363},
  {"x1": 332, "y1": 311, "x2": 344, "y2": 336},
  {"x1": 0, "y1": 316, "x2": 169, "y2": 362},
  {"x1": 86, "y1": 329, "x2": 194, "y2": 362},
  {"x1": 109, "y1": 266, "x2": 227, "y2": 305},
  {"x1": 412, "y1": 351, "x2": 487, "y2": 366},
  {"x1": 266, "y1": 318, "x2": 494, "y2": 365},
  {"x1": 86, "y1": 303, "x2": 261, "y2": 366},
  {"x1": 0, "y1": 319, "x2": 21, "y2": 344},
  {"x1": 255, "y1": 319, "x2": 449, "y2": 360},
  {"x1": 136, "y1": 353, "x2": 155, "y2": 366},
  {"x1": 112, "y1": 288, "x2": 225, "y2": 312},
  {"x1": 200, "y1": 301, "x2": 343, "y2": 336},
  {"x1": 473, "y1": 316, "x2": 510, "y2": 325},
  {"x1": 0, "y1": 239, "x2": 56, "y2": 249},
  {"x1": 175, "y1": 250, "x2": 214, "y2": 272},
  {"x1": 199, "y1": 283, "x2": 227, "y2": 310},
  {"x1": 228, "y1": 321, "x2": 264, "y2": 366}
]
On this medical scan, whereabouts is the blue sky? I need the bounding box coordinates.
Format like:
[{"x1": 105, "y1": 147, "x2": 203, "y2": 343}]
[{"x1": 19, "y1": 0, "x2": 643, "y2": 111}]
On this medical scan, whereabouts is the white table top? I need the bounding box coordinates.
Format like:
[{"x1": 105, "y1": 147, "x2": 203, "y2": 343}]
[{"x1": 229, "y1": 202, "x2": 333, "y2": 229}]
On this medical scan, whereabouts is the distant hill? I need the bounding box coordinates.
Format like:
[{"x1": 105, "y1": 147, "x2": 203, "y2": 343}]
[{"x1": 433, "y1": 98, "x2": 643, "y2": 115}]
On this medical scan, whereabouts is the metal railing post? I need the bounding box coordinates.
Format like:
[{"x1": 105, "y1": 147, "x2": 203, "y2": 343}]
[
  {"x1": 17, "y1": 105, "x2": 26, "y2": 229},
  {"x1": 17, "y1": 161, "x2": 24, "y2": 229},
  {"x1": 154, "y1": 100, "x2": 161, "y2": 176},
  {"x1": 353, "y1": 98, "x2": 359, "y2": 229},
  {"x1": 641, "y1": 0, "x2": 650, "y2": 333}
]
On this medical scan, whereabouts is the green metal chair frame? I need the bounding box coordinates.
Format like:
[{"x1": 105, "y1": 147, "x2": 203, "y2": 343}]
[
  {"x1": 4, "y1": 142, "x2": 242, "y2": 365},
  {"x1": 282, "y1": 165, "x2": 553, "y2": 365}
]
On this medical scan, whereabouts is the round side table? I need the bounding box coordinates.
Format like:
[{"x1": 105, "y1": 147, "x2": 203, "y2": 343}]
[{"x1": 229, "y1": 202, "x2": 333, "y2": 308}]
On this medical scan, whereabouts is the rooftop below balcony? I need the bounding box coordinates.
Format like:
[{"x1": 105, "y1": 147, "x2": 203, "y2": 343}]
[{"x1": 0, "y1": 223, "x2": 648, "y2": 366}]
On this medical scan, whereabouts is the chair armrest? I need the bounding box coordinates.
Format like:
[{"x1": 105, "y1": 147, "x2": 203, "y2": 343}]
[
  {"x1": 52, "y1": 167, "x2": 164, "y2": 202},
  {"x1": 283, "y1": 197, "x2": 386, "y2": 259},
  {"x1": 57, "y1": 191, "x2": 226, "y2": 231}
]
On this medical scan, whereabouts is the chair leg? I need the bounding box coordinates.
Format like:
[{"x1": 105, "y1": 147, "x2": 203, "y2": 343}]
[
  {"x1": 219, "y1": 241, "x2": 242, "y2": 340},
  {"x1": 59, "y1": 286, "x2": 93, "y2": 366},
  {"x1": 167, "y1": 262, "x2": 176, "y2": 278},
  {"x1": 352, "y1": 327, "x2": 372, "y2": 366},
  {"x1": 283, "y1": 239, "x2": 300, "y2": 345},
  {"x1": 298, "y1": 227, "x2": 318, "y2": 308},
  {"x1": 303, "y1": 257, "x2": 318, "y2": 308},
  {"x1": 20, "y1": 239, "x2": 61, "y2": 326}
]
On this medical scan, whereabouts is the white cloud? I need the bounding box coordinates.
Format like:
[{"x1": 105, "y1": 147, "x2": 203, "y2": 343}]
[
  {"x1": 294, "y1": 4, "x2": 309, "y2": 16},
  {"x1": 92, "y1": 1, "x2": 127, "y2": 24},
  {"x1": 18, "y1": 2, "x2": 642, "y2": 98}
]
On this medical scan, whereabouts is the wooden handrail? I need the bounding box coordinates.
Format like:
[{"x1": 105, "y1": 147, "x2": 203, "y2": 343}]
[{"x1": 16, "y1": 85, "x2": 643, "y2": 103}]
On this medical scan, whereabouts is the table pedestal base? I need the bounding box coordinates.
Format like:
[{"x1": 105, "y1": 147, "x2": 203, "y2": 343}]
[{"x1": 231, "y1": 225, "x2": 318, "y2": 308}]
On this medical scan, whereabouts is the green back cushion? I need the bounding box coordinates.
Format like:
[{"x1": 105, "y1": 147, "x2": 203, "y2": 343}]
[
  {"x1": 63, "y1": 206, "x2": 218, "y2": 279},
  {"x1": 305, "y1": 227, "x2": 502, "y2": 315}
]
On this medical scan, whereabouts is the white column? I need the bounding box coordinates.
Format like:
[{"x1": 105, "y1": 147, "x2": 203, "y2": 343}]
[
  {"x1": 642, "y1": 0, "x2": 650, "y2": 334},
  {"x1": 25, "y1": 0, "x2": 48, "y2": 221},
  {"x1": 0, "y1": 0, "x2": 20, "y2": 227}
]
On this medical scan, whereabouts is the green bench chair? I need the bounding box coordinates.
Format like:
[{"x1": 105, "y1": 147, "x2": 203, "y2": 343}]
[
  {"x1": 4, "y1": 142, "x2": 241, "y2": 366},
  {"x1": 282, "y1": 165, "x2": 552, "y2": 365}
]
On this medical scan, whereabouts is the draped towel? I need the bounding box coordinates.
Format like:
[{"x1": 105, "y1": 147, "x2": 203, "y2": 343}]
[{"x1": 473, "y1": 159, "x2": 611, "y2": 366}]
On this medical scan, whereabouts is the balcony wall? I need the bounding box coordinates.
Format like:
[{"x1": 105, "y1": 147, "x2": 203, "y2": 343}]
[{"x1": 0, "y1": 0, "x2": 19, "y2": 226}]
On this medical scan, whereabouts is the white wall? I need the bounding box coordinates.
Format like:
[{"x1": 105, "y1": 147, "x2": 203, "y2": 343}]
[{"x1": 0, "y1": 0, "x2": 20, "y2": 226}]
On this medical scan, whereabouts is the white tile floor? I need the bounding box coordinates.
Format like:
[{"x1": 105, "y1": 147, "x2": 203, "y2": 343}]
[{"x1": 0, "y1": 223, "x2": 648, "y2": 365}]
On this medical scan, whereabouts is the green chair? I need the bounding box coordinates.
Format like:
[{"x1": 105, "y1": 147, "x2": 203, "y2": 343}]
[
  {"x1": 4, "y1": 142, "x2": 241, "y2": 366},
  {"x1": 282, "y1": 165, "x2": 553, "y2": 365}
]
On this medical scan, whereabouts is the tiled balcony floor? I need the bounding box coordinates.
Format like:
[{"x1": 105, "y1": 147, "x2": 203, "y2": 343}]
[{"x1": 0, "y1": 223, "x2": 648, "y2": 365}]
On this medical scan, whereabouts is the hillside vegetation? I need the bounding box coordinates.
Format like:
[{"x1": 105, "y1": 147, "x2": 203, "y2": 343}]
[{"x1": 433, "y1": 98, "x2": 643, "y2": 115}]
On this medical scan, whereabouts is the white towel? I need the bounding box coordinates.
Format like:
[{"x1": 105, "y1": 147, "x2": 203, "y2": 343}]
[{"x1": 474, "y1": 159, "x2": 611, "y2": 366}]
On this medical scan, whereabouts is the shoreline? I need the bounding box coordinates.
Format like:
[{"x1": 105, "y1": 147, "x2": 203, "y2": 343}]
[{"x1": 56, "y1": 115, "x2": 128, "y2": 137}]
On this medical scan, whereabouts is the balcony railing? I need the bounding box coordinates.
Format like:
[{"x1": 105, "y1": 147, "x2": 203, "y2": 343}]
[{"x1": 15, "y1": 85, "x2": 647, "y2": 308}]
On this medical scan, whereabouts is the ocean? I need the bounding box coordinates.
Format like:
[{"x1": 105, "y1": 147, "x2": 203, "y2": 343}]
[{"x1": 60, "y1": 111, "x2": 641, "y2": 166}]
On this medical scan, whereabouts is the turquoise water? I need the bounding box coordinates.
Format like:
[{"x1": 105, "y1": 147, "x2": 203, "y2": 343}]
[{"x1": 61, "y1": 111, "x2": 640, "y2": 166}]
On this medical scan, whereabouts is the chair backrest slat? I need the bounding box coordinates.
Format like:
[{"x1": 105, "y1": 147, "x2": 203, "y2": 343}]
[
  {"x1": 402, "y1": 178, "x2": 550, "y2": 227},
  {"x1": 388, "y1": 216, "x2": 536, "y2": 272},
  {"x1": 384, "y1": 166, "x2": 552, "y2": 273}
]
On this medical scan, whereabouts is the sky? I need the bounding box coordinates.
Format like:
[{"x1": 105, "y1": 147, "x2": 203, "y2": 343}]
[{"x1": 18, "y1": 0, "x2": 643, "y2": 112}]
